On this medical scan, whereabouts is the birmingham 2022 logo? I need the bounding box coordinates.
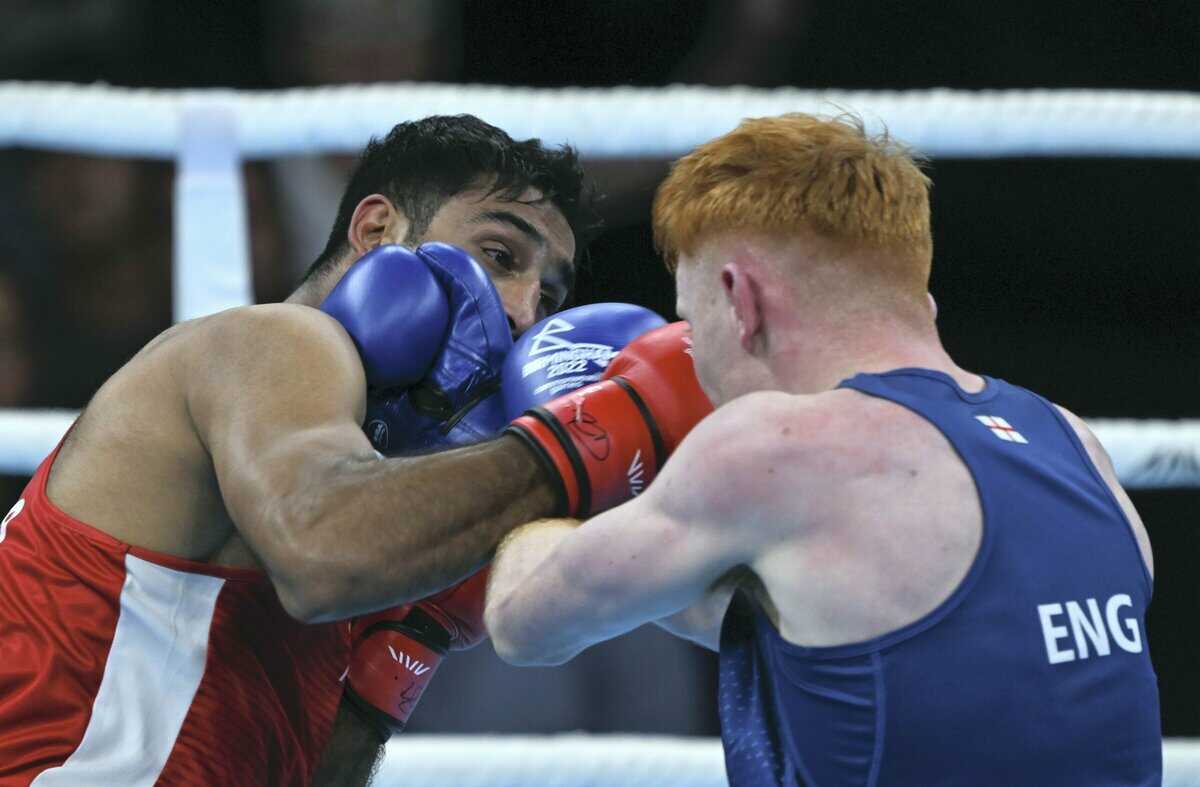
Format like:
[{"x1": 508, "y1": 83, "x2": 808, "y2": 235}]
[{"x1": 521, "y1": 318, "x2": 619, "y2": 398}]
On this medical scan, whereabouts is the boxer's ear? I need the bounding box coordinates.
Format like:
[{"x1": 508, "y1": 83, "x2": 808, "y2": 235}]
[
  {"x1": 721, "y1": 262, "x2": 763, "y2": 354},
  {"x1": 348, "y1": 195, "x2": 412, "y2": 256}
]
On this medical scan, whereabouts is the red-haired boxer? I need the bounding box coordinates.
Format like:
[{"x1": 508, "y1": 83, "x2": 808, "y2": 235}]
[{"x1": 485, "y1": 113, "x2": 1160, "y2": 787}]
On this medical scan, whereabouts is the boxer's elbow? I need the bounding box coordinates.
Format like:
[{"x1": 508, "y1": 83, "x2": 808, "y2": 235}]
[
  {"x1": 275, "y1": 578, "x2": 334, "y2": 624},
  {"x1": 486, "y1": 598, "x2": 570, "y2": 667},
  {"x1": 269, "y1": 544, "x2": 354, "y2": 624},
  {"x1": 270, "y1": 543, "x2": 398, "y2": 625},
  {"x1": 492, "y1": 634, "x2": 570, "y2": 667},
  {"x1": 484, "y1": 596, "x2": 532, "y2": 664},
  {"x1": 260, "y1": 503, "x2": 376, "y2": 624}
]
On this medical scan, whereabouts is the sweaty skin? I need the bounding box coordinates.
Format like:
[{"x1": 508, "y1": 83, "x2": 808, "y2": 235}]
[{"x1": 43, "y1": 185, "x2": 576, "y2": 784}]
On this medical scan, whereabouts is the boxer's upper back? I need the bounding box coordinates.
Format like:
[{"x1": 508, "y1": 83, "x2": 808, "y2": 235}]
[
  {"x1": 750, "y1": 382, "x2": 987, "y2": 647},
  {"x1": 751, "y1": 370, "x2": 1152, "y2": 647},
  {"x1": 720, "y1": 369, "x2": 1160, "y2": 786}
]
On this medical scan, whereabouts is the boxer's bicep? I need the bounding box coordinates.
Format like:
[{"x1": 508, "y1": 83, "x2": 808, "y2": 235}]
[{"x1": 187, "y1": 306, "x2": 375, "y2": 600}]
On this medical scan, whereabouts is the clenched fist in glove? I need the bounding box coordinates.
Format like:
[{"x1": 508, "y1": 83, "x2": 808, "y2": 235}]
[
  {"x1": 507, "y1": 321, "x2": 714, "y2": 517},
  {"x1": 342, "y1": 568, "x2": 490, "y2": 741}
]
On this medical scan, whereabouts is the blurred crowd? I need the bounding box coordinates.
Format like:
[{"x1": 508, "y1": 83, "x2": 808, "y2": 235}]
[{"x1": 1, "y1": 0, "x2": 1196, "y2": 737}]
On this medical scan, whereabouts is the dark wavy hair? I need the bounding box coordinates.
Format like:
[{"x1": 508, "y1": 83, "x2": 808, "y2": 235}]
[{"x1": 302, "y1": 114, "x2": 601, "y2": 282}]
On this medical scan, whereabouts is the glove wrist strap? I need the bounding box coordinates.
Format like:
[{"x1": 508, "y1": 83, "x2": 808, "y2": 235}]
[
  {"x1": 506, "y1": 416, "x2": 586, "y2": 516},
  {"x1": 345, "y1": 608, "x2": 449, "y2": 739}
]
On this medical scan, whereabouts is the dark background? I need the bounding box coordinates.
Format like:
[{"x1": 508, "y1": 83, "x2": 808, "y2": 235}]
[{"x1": 1, "y1": 0, "x2": 1197, "y2": 736}]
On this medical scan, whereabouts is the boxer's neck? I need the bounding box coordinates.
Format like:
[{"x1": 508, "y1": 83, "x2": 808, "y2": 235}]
[
  {"x1": 286, "y1": 254, "x2": 355, "y2": 307},
  {"x1": 765, "y1": 314, "x2": 982, "y2": 396}
]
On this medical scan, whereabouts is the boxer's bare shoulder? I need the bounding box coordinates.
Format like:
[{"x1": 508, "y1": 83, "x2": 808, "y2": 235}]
[
  {"x1": 666, "y1": 388, "x2": 904, "y2": 526},
  {"x1": 686, "y1": 387, "x2": 984, "y2": 646},
  {"x1": 658, "y1": 391, "x2": 797, "y2": 510},
  {"x1": 46, "y1": 303, "x2": 366, "y2": 565},
  {"x1": 183, "y1": 303, "x2": 365, "y2": 428},
  {"x1": 645, "y1": 388, "x2": 892, "y2": 648}
]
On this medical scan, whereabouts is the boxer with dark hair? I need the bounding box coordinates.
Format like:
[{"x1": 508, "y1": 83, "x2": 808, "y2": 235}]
[
  {"x1": 486, "y1": 113, "x2": 1161, "y2": 786},
  {"x1": 306, "y1": 114, "x2": 597, "y2": 288},
  {"x1": 0, "y1": 114, "x2": 709, "y2": 786}
]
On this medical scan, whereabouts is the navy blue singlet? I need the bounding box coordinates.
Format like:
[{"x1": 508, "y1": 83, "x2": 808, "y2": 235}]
[{"x1": 718, "y1": 369, "x2": 1161, "y2": 787}]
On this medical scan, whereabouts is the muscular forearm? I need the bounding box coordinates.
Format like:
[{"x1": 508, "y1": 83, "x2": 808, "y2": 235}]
[
  {"x1": 278, "y1": 435, "x2": 558, "y2": 622},
  {"x1": 311, "y1": 700, "x2": 386, "y2": 787}
]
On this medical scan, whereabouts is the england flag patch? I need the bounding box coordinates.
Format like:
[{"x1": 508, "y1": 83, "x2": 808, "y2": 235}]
[{"x1": 976, "y1": 415, "x2": 1028, "y2": 444}]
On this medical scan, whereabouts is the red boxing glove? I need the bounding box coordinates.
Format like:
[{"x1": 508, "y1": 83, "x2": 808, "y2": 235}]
[
  {"x1": 343, "y1": 603, "x2": 446, "y2": 741},
  {"x1": 507, "y1": 322, "x2": 714, "y2": 517},
  {"x1": 415, "y1": 566, "x2": 490, "y2": 651},
  {"x1": 343, "y1": 569, "x2": 491, "y2": 741}
]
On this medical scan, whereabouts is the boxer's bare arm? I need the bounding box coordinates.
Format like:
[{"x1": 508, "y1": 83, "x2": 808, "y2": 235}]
[
  {"x1": 487, "y1": 391, "x2": 803, "y2": 666},
  {"x1": 188, "y1": 304, "x2": 556, "y2": 623}
]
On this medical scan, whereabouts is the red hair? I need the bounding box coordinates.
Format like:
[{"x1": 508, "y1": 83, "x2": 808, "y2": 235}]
[{"x1": 653, "y1": 113, "x2": 933, "y2": 294}]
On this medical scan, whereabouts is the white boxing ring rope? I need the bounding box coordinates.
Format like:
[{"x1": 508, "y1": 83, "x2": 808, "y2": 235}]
[
  {"x1": 2, "y1": 408, "x2": 1196, "y2": 490},
  {"x1": 371, "y1": 736, "x2": 1200, "y2": 787},
  {"x1": 2, "y1": 82, "x2": 1198, "y2": 785}
]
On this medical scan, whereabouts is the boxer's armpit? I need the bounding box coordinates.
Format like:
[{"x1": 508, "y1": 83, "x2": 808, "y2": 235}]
[
  {"x1": 655, "y1": 565, "x2": 750, "y2": 651},
  {"x1": 311, "y1": 698, "x2": 386, "y2": 787}
]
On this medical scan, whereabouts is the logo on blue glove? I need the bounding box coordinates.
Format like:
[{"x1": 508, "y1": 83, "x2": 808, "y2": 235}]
[
  {"x1": 366, "y1": 419, "x2": 390, "y2": 450},
  {"x1": 519, "y1": 317, "x2": 619, "y2": 399}
]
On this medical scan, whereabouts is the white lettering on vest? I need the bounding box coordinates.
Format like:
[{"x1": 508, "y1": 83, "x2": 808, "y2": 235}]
[
  {"x1": 1037, "y1": 593, "x2": 1142, "y2": 664},
  {"x1": 1067, "y1": 597, "x2": 1110, "y2": 659},
  {"x1": 1106, "y1": 594, "x2": 1142, "y2": 653},
  {"x1": 1037, "y1": 603, "x2": 1074, "y2": 664}
]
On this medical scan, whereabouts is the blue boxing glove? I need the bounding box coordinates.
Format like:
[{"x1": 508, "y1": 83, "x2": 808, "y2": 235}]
[
  {"x1": 320, "y1": 244, "x2": 450, "y2": 389},
  {"x1": 501, "y1": 303, "x2": 667, "y2": 419},
  {"x1": 320, "y1": 243, "x2": 513, "y2": 453}
]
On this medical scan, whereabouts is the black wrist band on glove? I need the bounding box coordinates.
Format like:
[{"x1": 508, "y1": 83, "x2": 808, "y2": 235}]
[
  {"x1": 504, "y1": 422, "x2": 576, "y2": 517},
  {"x1": 342, "y1": 686, "x2": 397, "y2": 745},
  {"x1": 361, "y1": 605, "x2": 451, "y2": 654}
]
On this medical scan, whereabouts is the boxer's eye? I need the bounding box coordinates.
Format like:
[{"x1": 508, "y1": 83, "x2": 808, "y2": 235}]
[{"x1": 481, "y1": 246, "x2": 516, "y2": 271}]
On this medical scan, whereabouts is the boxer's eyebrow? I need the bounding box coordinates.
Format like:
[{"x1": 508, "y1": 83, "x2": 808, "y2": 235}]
[
  {"x1": 471, "y1": 208, "x2": 576, "y2": 276},
  {"x1": 470, "y1": 210, "x2": 545, "y2": 248}
]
